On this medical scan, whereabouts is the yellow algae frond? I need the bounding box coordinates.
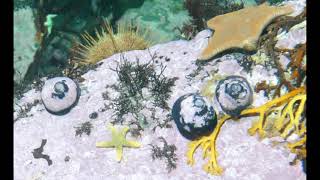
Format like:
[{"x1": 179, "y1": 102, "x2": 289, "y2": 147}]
[
  {"x1": 187, "y1": 115, "x2": 229, "y2": 175},
  {"x1": 246, "y1": 87, "x2": 305, "y2": 138}
]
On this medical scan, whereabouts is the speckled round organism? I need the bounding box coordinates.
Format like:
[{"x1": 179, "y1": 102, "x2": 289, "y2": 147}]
[
  {"x1": 172, "y1": 93, "x2": 217, "y2": 140},
  {"x1": 215, "y1": 75, "x2": 253, "y2": 117},
  {"x1": 41, "y1": 77, "x2": 80, "y2": 115}
]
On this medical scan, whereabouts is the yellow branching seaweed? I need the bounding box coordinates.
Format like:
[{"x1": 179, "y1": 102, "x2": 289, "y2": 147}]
[
  {"x1": 247, "y1": 87, "x2": 306, "y2": 138},
  {"x1": 186, "y1": 86, "x2": 306, "y2": 175},
  {"x1": 285, "y1": 133, "x2": 306, "y2": 165},
  {"x1": 187, "y1": 115, "x2": 229, "y2": 175}
]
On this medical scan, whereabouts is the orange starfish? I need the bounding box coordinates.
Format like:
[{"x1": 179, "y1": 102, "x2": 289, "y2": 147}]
[{"x1": 199, "y1": 3, "x2": 293, "y2": 60}]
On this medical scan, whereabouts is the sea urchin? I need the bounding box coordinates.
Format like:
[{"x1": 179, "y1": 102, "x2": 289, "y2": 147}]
[{"x1": 74, "y1": 21, "x2": 152, "y2": 64}]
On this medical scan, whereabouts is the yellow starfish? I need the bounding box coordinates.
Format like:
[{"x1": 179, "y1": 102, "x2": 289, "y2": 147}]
[
  {"x1": 198, "y1": 3, "x2": 294, "y2": 60},
  {"x1": 96, "y1": 124, "x2": 141, "y2": 162}
]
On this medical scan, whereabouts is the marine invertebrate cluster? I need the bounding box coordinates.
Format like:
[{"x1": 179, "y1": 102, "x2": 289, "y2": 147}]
[
  {"x1": 188, "y1": 7, "x2": 308, "y2": 175},
  {"x1": 198, "y1": 3, "x2": 294, "y2": 60},
  {"x1": 254, "y1": 8, "x2": 306, "y2": 98},
  {"x1": 74, "y1": 21, "x2": 152, "y2": 64},
  {"x1": 186, "y1": 87, "x2": 306, "y2": 175},
  {"x1": 96, "y1": 124, "x2": 141, "y2": 162}
]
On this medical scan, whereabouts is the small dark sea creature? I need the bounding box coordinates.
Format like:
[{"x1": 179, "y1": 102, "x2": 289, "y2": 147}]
[
  {"x1": 75, "y1": 121, "x2": 93, "y2": 137},
  {"x1": 32, "y1": 139, "x2": 52, "y2": 166},
  {"x1": 89, "y1": 112, "x2": 98, "y2": 119}
]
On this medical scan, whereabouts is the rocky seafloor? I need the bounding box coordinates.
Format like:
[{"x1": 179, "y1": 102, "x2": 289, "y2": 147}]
[{"x1": 14, "y1": 0, "x2": 306, "y2": 179}]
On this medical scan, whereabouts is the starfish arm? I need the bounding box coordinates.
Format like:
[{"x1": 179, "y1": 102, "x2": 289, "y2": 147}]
[
  {"x1": 124, "y1": 140, "x2": 141, "y2": 148},
  {"x1": 107, "y1": 124, "x2": 115, "y2": 131},
  {"x1": 120, "y1": 127, "x2": 130, "y2": 137},
  {"x1": 199, "y1": 37, "x2": 225, "y2": 60},
  {"x1": 107, "y1": 124, "x2": 119, "y2": 137},
  {"x1": 115, "y1": 146, "x2": 123, "y2": 162},
  {"x1": 199, "y1": 33, "x2": 243, "y2": 61},
  {"x1": 96, "y1": 141, "x2": 114, "y2": 148}
]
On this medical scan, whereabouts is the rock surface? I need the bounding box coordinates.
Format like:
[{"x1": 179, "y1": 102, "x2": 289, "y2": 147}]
[{"x1": 14, "y1": 1, "x2": 306, "y2": 179}]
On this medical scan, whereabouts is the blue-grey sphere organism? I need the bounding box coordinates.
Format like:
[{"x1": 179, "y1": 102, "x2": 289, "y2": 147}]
[
  {"x1": 215, "y1": 75, "x2": 253, "y2": 117},
  {"x1": 41, "y1": 77, "x2": 80, "y2": 115},
  {"x1": 172, "y1": 93, "x2": 217, "y2": 140}
]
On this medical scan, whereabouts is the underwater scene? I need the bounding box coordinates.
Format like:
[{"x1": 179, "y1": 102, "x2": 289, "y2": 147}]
[{"x1": 14, "y1": 0, "x2": 306, "y2": 179}]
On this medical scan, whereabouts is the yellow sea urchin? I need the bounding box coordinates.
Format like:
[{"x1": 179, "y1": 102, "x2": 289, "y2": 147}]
[{"x1": 74, "y1": 21, "x2": 153, "y2": 64}]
